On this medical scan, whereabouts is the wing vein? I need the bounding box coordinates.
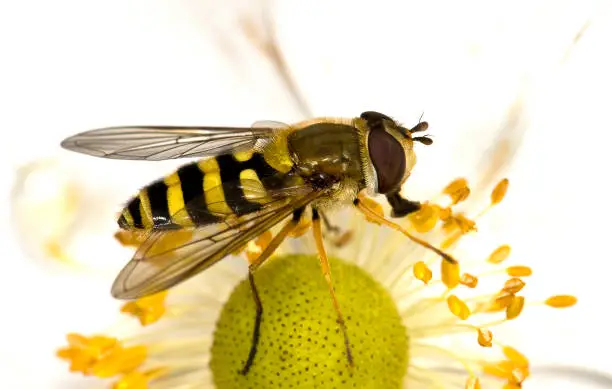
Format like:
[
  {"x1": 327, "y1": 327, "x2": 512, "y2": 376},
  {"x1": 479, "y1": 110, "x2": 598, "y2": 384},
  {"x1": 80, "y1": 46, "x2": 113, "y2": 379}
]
[{"x1": 61, "y1": 126, "x2": 284, "y2": 160}]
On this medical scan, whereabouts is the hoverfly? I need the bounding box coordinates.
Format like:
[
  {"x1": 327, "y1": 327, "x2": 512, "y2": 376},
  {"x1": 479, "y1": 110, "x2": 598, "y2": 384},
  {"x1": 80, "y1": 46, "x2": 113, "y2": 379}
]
[{"x1": 60, "y1": 111, "x2": 455, "y2": 374}]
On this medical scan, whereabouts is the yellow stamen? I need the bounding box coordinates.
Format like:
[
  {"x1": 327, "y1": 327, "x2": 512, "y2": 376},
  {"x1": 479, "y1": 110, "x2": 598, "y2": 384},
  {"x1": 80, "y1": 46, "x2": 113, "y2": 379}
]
[
  {"x1": 457, "y1": 215, "x2": 477, "y2": 233},
  {"x1": 545, "y1": 295, "x2": 578, "y2": 308},
  {"x1": 503, "y1": 346, "x2": 529, "y2": 368},
  {"x1": 442, "y1": 214, "x2": 477, "y2": 234},
  {"x1": 483, "y1": 361, "x2": 514, "y2": 380},
  {"x1": 120, "y1": 291, "x2": 168, "y2": 326},
  {"x1": 57, "y1": 334, "x2": 119, "y2": 374},
  {"x1": 113, "y1": 371, "x2": 148, "y2": 389},
  {"x1": 483, "y1": 292, "x2": 514, "y2": 312},
  {"x1": 57, "y1": 334, "x2": 147, "y2": 378},
  {"x1": 112, "y1": 368, "x2": 166, "y2": 389},
  {"x1": 441, "y1": 232, "x2": 462, "y2": 249},
  {"x1": 491, "y1": 178, "x2": 509, "y2": 204},
  {"x1": 408, "y1": 203, "x2": 440, "y2": 233},
  {"x1": 460, "y1": 273, "x2": 479, "y2": 288},
  {"x1": 447, "y1": 295, "x2": 471, "y2": 320},
  {"x1": 438, "y1": 206, "x2": 452, "y2": 221},
  {"x1": 506, "y1": 296, "x2": 525, "y2": 320},
  {"x1": 503, "y1": 278, "x2": 526, "y2": 294},
  {"x1": 91, "y1": 345, "x2": 147, "y2": 378},
  {"x1": 506, "y1": 265, "x2": 532, "y2": 277},
  {"x1": 443, "y1": 177, "x2": 470, "y2": 204},
  {"x1": 488, "y1": 245, "x2": 511, "y2": 264},
  {"x1": 413, "y1": 261, "x2": 433, "y2": 284},
  {"x1": 510, "y1": 366, "x2": 530, "y2": 384},
  {"x1": 442, "y1": 260, "x2": 461, "y2": 289},
  {"x1": 477, "y1": 328, "x2": 493, "y2": 347}
]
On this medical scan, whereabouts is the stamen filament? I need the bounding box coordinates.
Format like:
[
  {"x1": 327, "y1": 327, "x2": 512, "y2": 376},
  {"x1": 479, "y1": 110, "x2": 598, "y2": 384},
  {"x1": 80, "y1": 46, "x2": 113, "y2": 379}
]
[
  {"x1": 406, "y1": 367, "x2": 450, "y2": 389},
  {"x1": 409, "y1": 342, "x2": 477, "y2": 376},
  {"x1": 411, "y1": 319, "x2": 508, "y2": 337}
]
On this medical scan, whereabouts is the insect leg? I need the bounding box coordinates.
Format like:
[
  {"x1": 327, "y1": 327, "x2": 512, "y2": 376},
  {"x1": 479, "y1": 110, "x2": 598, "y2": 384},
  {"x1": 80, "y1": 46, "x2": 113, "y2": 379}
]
[
  {"x1": 354, "y1": 193, "x2": 457, "y2": 265},
  {"x1": 320, "y1": 210, "x2": 340, "y2": 233},
  {"x1": 319, "y1": 210, "x2": 354, "y2": 248},
  {"x1": 248, "y1": 207, "x2": 305, "y2": 272},
  {"x1": 312, "y1": 208, "x2": 354, "y2": 367},
  {"x1": 318, "y1": 210, "x2": 355, "y2": 248},
  {"x1": 241, "y1": 272, "x2": 263, "y2": 376},
  {"x1": 241, "y1": 207, "x2": 305, "y2": 375}
]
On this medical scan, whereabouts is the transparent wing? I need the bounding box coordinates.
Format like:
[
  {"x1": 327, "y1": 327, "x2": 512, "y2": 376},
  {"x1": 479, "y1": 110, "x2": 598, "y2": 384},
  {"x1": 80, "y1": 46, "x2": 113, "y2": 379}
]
[
  {"x1": 61, "y1": 124, "x2": 284, "y2": 161},
  {"x1": 111, "y1": 188, "x2": 323, "y2": 299}
]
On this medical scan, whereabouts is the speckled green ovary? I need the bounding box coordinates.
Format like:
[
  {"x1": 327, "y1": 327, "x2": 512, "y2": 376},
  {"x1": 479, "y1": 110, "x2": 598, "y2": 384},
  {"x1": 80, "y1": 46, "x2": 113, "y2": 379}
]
[{"x1": 210, "y1": 254, "x2": 409, "y2": 389}]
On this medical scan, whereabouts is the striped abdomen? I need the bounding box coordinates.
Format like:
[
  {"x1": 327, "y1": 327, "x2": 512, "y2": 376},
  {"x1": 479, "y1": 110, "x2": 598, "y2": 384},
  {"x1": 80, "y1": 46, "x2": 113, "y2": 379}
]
[{"x1": 118, "y1": 151, "x2": 284, "y2": 230}]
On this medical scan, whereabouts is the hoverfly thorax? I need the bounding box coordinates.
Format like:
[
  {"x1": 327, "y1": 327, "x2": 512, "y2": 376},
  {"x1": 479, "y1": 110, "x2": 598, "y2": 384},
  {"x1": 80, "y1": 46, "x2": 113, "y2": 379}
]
[{"x1": 361, "y1": 111, "x2": 431, "y2": 195}]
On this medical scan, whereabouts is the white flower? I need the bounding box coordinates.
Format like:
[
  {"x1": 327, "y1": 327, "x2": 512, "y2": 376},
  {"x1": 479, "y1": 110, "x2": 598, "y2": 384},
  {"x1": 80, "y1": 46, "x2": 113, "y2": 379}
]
[
  {"x1": 55, "y1": 176, "x2": 577, "y2": 389},
  {"x1": 3, "y1": 1, "x2": 610, "y2": 387}
]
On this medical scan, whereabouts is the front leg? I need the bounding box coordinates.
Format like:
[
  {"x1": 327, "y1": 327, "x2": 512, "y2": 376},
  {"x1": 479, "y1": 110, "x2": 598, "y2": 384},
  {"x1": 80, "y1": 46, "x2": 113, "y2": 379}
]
[
  {"x1": 354, "y1": 193, "x2": 457, "y2": 265},
  {"x1": 385, "y1": 191, "x2": 421, "y2": 218}
]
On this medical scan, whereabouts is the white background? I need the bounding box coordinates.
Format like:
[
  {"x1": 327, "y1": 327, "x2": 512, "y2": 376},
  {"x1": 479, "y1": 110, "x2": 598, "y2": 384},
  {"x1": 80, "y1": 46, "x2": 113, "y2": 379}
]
[{"x1": 1, "y1": 0, "x2": 611, "y2": 387}]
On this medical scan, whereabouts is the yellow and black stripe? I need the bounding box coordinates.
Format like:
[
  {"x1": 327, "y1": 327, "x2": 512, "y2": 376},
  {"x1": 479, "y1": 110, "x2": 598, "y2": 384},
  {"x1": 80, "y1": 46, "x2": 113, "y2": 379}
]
[{"x1": 117, "y1": 152, "x2": 284, "y2": 230}]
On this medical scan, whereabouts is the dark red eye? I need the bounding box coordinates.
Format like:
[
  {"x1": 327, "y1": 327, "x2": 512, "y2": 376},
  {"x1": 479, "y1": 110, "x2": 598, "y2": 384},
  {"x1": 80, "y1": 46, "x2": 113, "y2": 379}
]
[{"x1": 368, "y1": 129, "x2": 406, "y2": 194}]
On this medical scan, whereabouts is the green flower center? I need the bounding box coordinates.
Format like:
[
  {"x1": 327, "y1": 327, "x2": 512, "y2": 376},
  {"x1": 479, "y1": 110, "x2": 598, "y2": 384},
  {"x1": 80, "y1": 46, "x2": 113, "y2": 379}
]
[{"x1": 210, "y1": 254, "x2": 408, "y2": 389}]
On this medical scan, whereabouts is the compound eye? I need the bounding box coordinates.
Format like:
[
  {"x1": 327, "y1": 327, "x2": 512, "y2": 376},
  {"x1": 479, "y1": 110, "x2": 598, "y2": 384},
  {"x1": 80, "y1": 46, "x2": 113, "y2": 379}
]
[{"x1": 367, "y1": 129, "x2": 406, "y2": 194}]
